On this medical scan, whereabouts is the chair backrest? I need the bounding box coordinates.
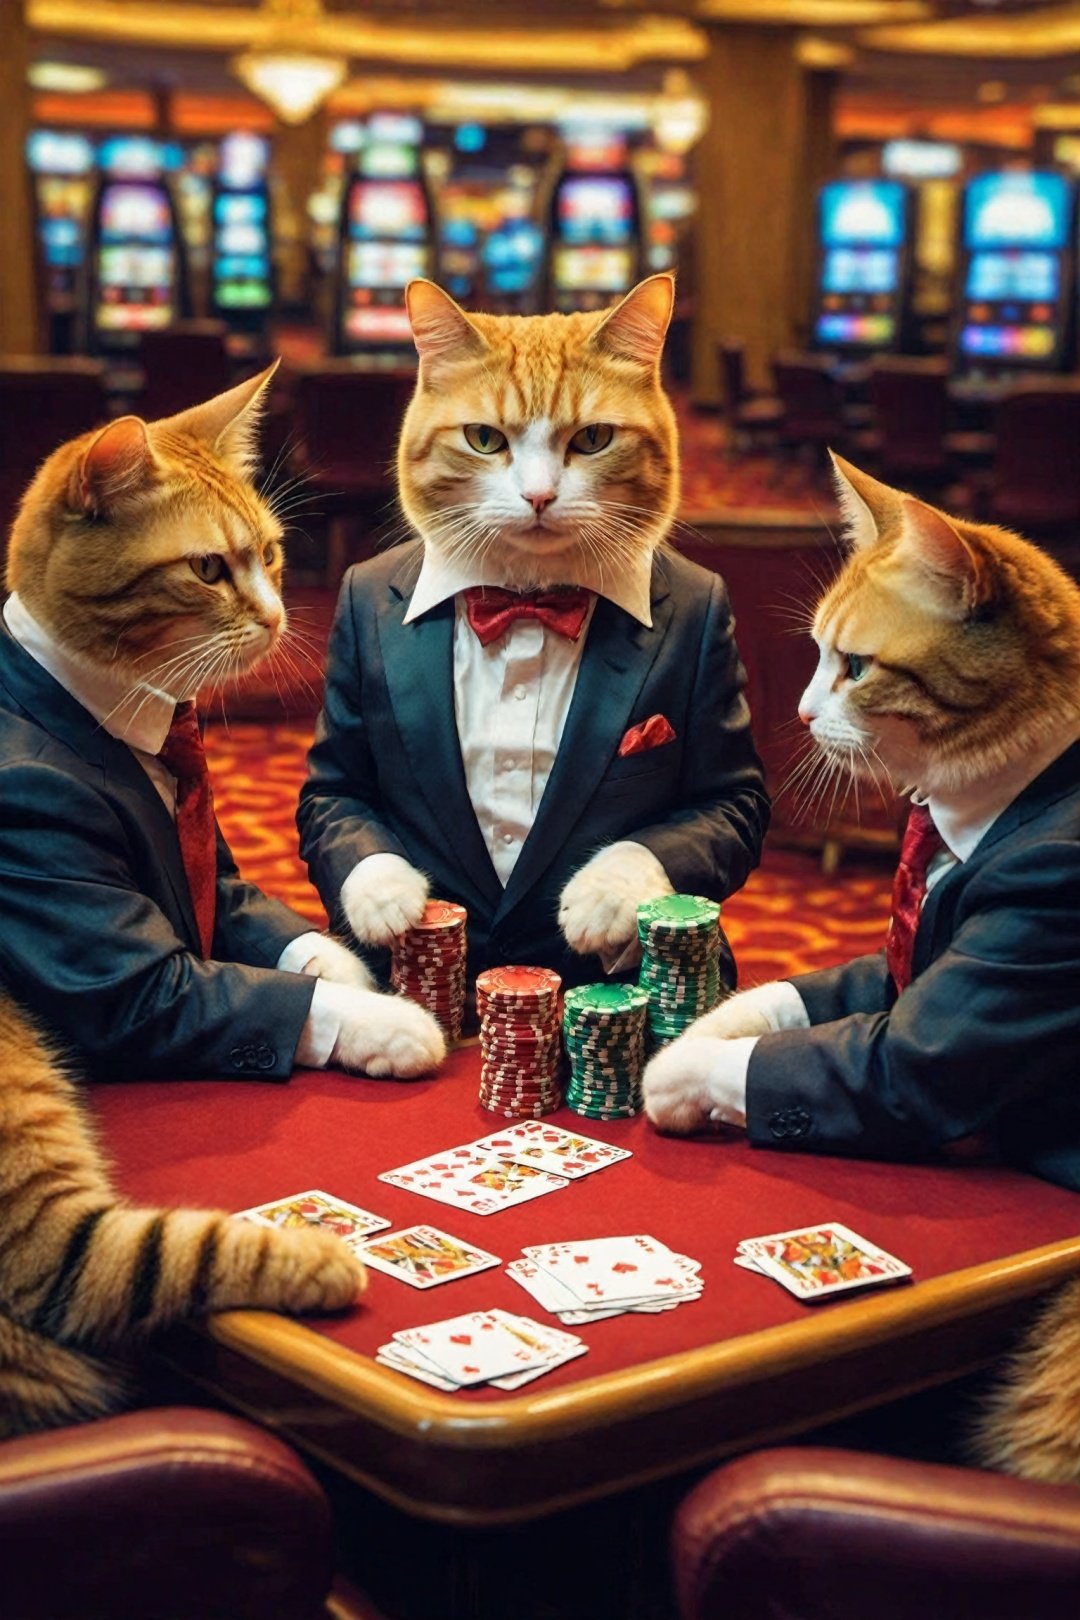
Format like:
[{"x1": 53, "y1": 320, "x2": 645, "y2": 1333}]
[
  {"x1": 140, "y1": 322, "x2": 232, "y2": 420},
  {"x1": 771, "y1": 352, "x2": 843, "y2": 438},
  {"x1": 990, "y1": 384, "x2": 1080, "y2": 532},
  {"x1": 0, "y1": 358, "x2": 109, "y2": 564},
  {"x1": 868, "y1": 357, "x2": 949, "y2": 477},
  {"x1": 292, "y1": 363, "x2": 417, "y2": 494},
  {"x1": 716, "y1": 342, "x2": 746, "y2": 416}
]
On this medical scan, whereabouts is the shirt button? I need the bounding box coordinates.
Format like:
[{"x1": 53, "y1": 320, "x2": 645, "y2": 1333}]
[
  {"x1": 513, "y1": 686, "x2": 527, "y2": 701},
  {"x1": 502, "y1": 831, "x2": 513, "y2": 844}
]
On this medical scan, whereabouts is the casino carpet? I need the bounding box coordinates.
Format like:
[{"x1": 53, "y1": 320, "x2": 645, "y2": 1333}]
[{"x1": 205, "y1": 721, "x2": 893, "y2": 980}]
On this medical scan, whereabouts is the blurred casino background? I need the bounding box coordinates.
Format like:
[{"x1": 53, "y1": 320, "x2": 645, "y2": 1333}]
[{"x1": 2, "y1": 0, "x2": 1080, "y2": 915}]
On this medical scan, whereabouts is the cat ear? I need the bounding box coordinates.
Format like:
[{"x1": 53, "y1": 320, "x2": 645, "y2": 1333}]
[
  {"x1": 899, "y1": 497, "x2": 993, "y2": 612},
  {"x1": 592, "y1": 275, "x2": 674, "y2": 367},
  {"x1": 406, "y1": 280, "x2": 486, "y2": 361},
  {"x1": 153, "y1": 361, "x2": 279, "y2": 476},
  {"x1": 71, "y1": 417, "x2": 159, "y2": 514},
  {"x1": 829, "y1": 453, "x2": 904, "y2": 550}
]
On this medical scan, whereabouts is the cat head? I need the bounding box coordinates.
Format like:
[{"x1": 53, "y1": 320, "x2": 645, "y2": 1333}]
[
  {"x1": 800, "y1": 456, "x2": 1080, "y2": 796},
  {"x1": 396, "y1": 276, "x2": 679, "y2": 589},
  {"x1": 5, "y1": 365, "x2": 285, "y2": 697}
]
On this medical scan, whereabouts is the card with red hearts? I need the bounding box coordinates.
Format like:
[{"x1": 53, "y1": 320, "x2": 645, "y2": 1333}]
[
  {"x1": 519, "y1": 1235, "x2": 703, "y2": 1312},
  {"x1": 470, "y1": 1121, "x2": 631, "y2": 1180},
  {"x1": 391, "y1": 1310, "x2": 553, "y2": 1386}
]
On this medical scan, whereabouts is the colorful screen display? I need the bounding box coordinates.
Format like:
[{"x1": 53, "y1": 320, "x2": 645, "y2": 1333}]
[
  {"x1": 814, "y1": 311, "x2": 896, "y2": 347},
  {"x1": 966, "y1": 250, "x2": 1059, "y2": 302},
  {"x1": 556, "y1": 177, "x2": 634, "y2": 246},
  {"x1": 349, "y1": 180, "x2": 428, "y2": 240},
  {"x1": 96, "y1": 180, "x2": 175, "y2": 334},
  {"x1": 345, "y1": 306, "x2": 414, "y2": 341},
  {"x1": 964, "y1": 173, "x2": 1071, "y2": 251},
  {"x1": 819, "y1": 180, "x2": 905, "y2": 248},
  {"x1": 214, "y1": 193, "x2": 267, "y2": 226},
  {"x1": 348, "y1": 240, "x2": 428, "y2": 288},
  {"x1": 958, "y1": 323, "x2": 1056, "y2": 360},
  {"x1": 821, "y1": 246, "x2": 899, "y2": 296},
  {"x1": 27, "y1": 129, "x2": 93, "y2": 175},
  {"x1": 553, "y1": 244, "x2": 634, "y2": 292},
  {"x1": 484, "y1": 221, "x2": 544, "y2": 295},
  {"x1": 100, "y1": 184, "x2": 172, "y2": 243}
]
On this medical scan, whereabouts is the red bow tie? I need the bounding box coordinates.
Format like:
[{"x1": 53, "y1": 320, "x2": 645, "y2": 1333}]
[
  {"x1": 886, "y1": 802, "x2": 946, "y2": 992},
  {"x1": 462, "y1": 586, "x2": 593, "y2": 647},
  {"x1": 158, "y1": 701, "x2": 217, "y2": 957}
]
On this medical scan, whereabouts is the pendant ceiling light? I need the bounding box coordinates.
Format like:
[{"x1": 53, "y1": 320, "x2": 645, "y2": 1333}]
[{"x1": 233, "y1": 0, "x2": 348, "y2": 125}]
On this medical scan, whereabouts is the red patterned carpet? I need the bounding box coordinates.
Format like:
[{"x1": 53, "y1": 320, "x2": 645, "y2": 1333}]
[{"x1": 205, "y1": 721, "x2": 893, "y2": 983}]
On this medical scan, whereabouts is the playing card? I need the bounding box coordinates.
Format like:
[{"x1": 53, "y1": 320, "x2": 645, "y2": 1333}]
[
  {"x1": 235, "y1": 1189, "x2": 390, "y2": 1247},
  {"x1": 505, "y1": 1257, "x2": 695, "y2": 1324},
  {"x1": 738, "y1": 1223, "x2": 912, "y2": 1302},
  {"x1": 522, "y1": 1235, "x2": 703, "y2": 1307},
  {"x1": 485, "y1": 1311, "x2": 588, "y2": 1389},
  {"x1": 359, "y1": 1225, "x2": 501, "y2": 1289},
  {"x1": 393, "y1": 1310, "x2": 551, "y2": 1386},
  {"x1": 470, "y1": 1120, "x2": 631, "y2": 1180},
  {"x1": 375, "y1": 1344, "x2": 460, "y2": 1391},
  {"x1": 379, "y1": 1147, "x2": 568, "y2": 1215}
]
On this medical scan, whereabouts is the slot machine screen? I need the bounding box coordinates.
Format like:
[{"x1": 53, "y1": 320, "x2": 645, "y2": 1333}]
[
  {"x1": 964, "y1": 173, "x2": 1070, "y2": 251},
  {"x1": 95, "y1": 182, "x2": 175, "y2": 332},
  {"x1": 965, "y1": 251, "x2": 1059, "y2": 302},
  {"x1": 819, "y1": 180, "x2": 905, "y2": 248},
  {"x1": 557, "y1": 177, "x2": 635, "y2": 246},
  {"x1": 350, "y1": 181, "x2": 428, "y2": 241},
  {"x1": 821, "y1": 247, "x2": 899, "y2": 296},
  {"x1": 344, "y1": 306, "x2": 414, "y2": 342},
  {"x1": 348, "y1": 241, "x2": 429, "y2": 288},
  {"x1": 484, "y1": 221, "x2": 544, "y2": 296},
  {"x1": 553, "y1": 245, "x2": 634, "y2": 293},
  {"x1": 100, "y1": 184, "x2": 172, "y2": 243}
]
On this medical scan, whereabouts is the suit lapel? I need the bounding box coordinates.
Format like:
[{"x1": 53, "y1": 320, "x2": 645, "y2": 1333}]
[
  {"x1": 377, "y1": 564, "x2": 502, "y2": 912},
  {"x1": 496, "y1": 574, "x2": 674, "y2": 921}
]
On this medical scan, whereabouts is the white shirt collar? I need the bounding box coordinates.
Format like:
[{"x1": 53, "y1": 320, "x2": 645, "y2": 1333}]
[
  {"x1": 922, "y1": 716, "x2": 1080, "y2": 863},
  {"x1": 402, "y1": 542, "x2": 655, "y2": 628},
  {"x1": 3, "y1": 591, "x2": 176, "y2": 755}
]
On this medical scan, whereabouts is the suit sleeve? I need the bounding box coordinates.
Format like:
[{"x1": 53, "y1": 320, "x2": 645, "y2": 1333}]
[
  {"x1": 629, "y1": 574, "x2": 770, "y2": 900},
  {"x1": 0, "y1": 761, "x2": 315, "y2": 1082},
  {"x1": 211, "y1": 827, "x2": 321, "y2": 968},
  {"x1": 787, "y1": 952, "x2": 895, "y2": 1023},
  {"x1": 297, "y1": 571, "x2": 407, "y2": 927},
  {"x1": 745, "y1": 839, "x2": 1080, "y2": 1159}
]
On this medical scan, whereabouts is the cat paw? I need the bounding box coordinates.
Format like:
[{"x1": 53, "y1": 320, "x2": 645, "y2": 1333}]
[
  {"x1": 642, "y1": 1037, "x2": 734, "y2": 1136},
  {"x1": 224, "y1": 1222, "x2": 366, "y2": 1315},
  {"x1": 342, "y1": 853, "x2": 429, "y2": 946},
  {"x1": 558, "y1": 841, "x2": 672, "y2": 957},
  {"x1": 297, "y1": 933, "x2": 374, "y2": 991},
  {"x1": 332, "y1": 988, "x2": 446, "y2": 1079}
]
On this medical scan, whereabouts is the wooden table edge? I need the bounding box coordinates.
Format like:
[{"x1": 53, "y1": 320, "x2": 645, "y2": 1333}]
[{"x1": 203, "y1": 1233, "x2": 1080, "y2": 1452}]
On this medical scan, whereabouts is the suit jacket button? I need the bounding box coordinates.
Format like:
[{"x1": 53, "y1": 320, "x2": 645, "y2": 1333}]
[
  {"x1": 256, "y1": 1045, "x2": 275, "y2": 1070},
  {"x1": 768, "y1": 1112, "x2": 791, "y2": 1140},
  {"x1": 787, "y1": 1106, "x2": 811, "y2": 1139},
  {"x1": 228, "y1": 1046, "x2": 244, "y2": 1069},
  {"x1": 242, "y1": 1044, "x2": 259, "y2": 1067}
]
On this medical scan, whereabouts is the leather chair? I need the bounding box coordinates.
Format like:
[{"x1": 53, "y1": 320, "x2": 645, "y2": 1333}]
[
  {"x1": 0, "y1": 1405, "x2": 385, "y2": 1620},
  {"x1": 983, "y1": 382, "x2": 1080, "y2": 539},
  {"x1": 771, "y1": 352, "x2": 849, "y2": 465},
  {"x1": 716, "y1": 341, "x2": 784, "y2": 458},
  {"x1": 140, "y1": 321, "x2": 234, "y2": 420},
  {"x1": 671, "y1": 1446, "x2": 1080, "y2": 1620}
]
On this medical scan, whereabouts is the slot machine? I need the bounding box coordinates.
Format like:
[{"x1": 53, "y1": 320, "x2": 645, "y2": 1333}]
[
  {"x1": 952, "y1": 170, "x2": 1077, "y2": 378},
  {"x1": 26, "y1": 129, "x2": 96, "y2": 354},
  {"x1": 333, "y1": 114, "x2": 434, "y2": 356},
  {"x1": 210, "y1": 132, "x2": 274, "y2": 339},
  {"x1": 811, "y1": 178, "x2": 913, "y2": 356},
  {"x1": 88, "y1": 137, "x2": 186, "y2": 354},
  {"x1": 435, "y1": 123, "x2": 546, "y2": 313},
  {"x1": 547, "y1": 127, "x2": 643, "y2": 314}
]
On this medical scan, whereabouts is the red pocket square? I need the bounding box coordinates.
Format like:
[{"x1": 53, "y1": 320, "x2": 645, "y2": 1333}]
[{"x1": 618, "y1": 713, "x2": 677, "y2": 758}]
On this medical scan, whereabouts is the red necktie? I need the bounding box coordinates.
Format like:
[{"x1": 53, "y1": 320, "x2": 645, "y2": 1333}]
[
  {"x1": 463, "y1": 586, "x2": 593, "y2": 647},
  {"x1": 158, "y1": 701, "x2": 217, "y2": 957},
  {"x1": 886, "y1": 803, "x2": 945, "y2": 992}
]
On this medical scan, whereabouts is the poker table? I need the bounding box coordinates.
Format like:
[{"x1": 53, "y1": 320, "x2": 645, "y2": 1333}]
[{"x1": 95, "y1": 1045, "x2": 1080, "y2": 1526}]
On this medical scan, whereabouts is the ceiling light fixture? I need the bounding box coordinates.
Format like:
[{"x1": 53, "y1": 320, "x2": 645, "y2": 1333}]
[{"x1": 233, "y1": 0, "x2": 347, "y2": 126}]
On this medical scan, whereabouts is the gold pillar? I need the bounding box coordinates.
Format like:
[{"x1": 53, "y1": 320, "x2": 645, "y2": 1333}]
[
  {"x1": 691, "y1": 24, "x2": 836, "y2": 401},
  {"x1": 271, "y1": 108, "x2": 328, "y2": 313},
  {"x1": 0, "y1": 0, "x2": 41, "y2": 354}
]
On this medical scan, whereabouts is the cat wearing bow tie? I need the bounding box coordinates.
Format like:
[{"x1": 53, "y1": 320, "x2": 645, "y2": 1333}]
[{"x1": 299, "y1": 276, "x2": 769, "y2": 988}]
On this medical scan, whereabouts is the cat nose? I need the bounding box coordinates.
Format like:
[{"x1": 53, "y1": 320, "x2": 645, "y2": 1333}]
[
  {"x1": 798, "y1": 704, "x2": 815, "y2": 727},
  {"x1": 522, "y1": 490, "x2": 556, "y2": 514}
]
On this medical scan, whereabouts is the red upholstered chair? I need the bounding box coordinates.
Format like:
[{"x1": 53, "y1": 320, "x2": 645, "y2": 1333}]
[
  {"x1": 139, "y1": 321, "x2": 234, "y2": 420},
  {"x1": 982, "y1": 382, "x2": 1080, "y2": 539},
  {"x1": 671, "y1": 1447, "x2": 1080, "y2": 1620},
  {"x1": 716, "y1": 340, "x2": 784, "y2": 458},
  {"x1": 0, "y1": 1406, "x2": 386, "y2": 1620},
  {"x1": 866, "y1": 355, "x2": 955, "y2": 492},
  {"x1": 771, "y1": 352, "x2": 849, "y2": 463},
  {"x1": 0, "y1": 356, "x2": 108, "y2": 578},
  {"x1": 289, "y1": 361, "x2": 418, "y2": 584}
]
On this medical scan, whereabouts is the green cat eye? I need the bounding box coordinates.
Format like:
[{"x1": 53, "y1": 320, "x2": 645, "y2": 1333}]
[
  {"x1": 570, "y1": 423, "x2": 615, "y2": 455},
  {"x1": 846, "y1": 653, "x2": 870, "y2": 682},
  {"x1": 192, "y1": 555, "x2": 226, "y2": 584},
  {"x1": 464, "y1": 423, "x2": 508, "y2": 455}
]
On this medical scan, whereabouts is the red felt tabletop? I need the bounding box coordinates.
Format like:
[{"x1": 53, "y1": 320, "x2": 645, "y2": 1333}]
[{"x1": 92, "y1": 1046, "x2": 1080, "y2": 1402}]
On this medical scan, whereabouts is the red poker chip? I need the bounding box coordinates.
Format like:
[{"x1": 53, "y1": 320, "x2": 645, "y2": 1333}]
[
  {"x1": 475, "y1": 966, "x2": 562, "y2": 999},
  {"x1": 410, "y1": 900, "x2": 468, "y2": 931}
]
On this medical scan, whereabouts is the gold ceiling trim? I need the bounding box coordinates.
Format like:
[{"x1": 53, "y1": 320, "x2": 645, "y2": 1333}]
[
  {"x1": 696, "y1": 1, "x2": 929, "y2": 25},
  {"x1": 859, "y1": 4, "x2": 1080, "y2": 59},
  {"x1": 28, "y1": 1, "x2": 707, "y2": 72}
]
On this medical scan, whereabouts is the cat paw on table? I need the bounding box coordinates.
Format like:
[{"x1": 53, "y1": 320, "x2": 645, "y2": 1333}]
[
  {"x1": 297, "y1": 932, "x2": 375, "y2": 991},
  {"x1": 330, "y1": 987, "x2": 446, "y2": 1079},
  {"x1": 342, "y1": 852, "x2": 430, "y2": 946}
]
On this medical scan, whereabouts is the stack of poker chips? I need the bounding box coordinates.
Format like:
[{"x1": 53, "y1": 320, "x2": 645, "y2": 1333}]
[
  {"x1": 475, "y1": 966, "x2": 563, "y2": 1118},
  {"x1": 637, "y1": 894, "x2": 723, "y2": 1047},
  {"x1": 562, "y1": 984, "x2": 650, "y2": 1120},
  {"x1": 390, "y1": 900, "x2": 468, "y2": 1042}
]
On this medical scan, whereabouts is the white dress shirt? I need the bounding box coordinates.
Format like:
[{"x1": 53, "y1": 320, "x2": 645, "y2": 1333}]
[
  {"x1": 3, "y1": 592, "x2": 333, "y2": 1065},
  {"x1": 402, "y1": 543, "x2": 655, "y2": 885}
]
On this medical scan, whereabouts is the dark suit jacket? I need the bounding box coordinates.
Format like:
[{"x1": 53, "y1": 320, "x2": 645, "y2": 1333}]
[
  {"x1": 297, "y1": 542, "x2": 770, "y2": 988},
  {"x1": 747, "y1": 739, "x2": 1080, "y2": 1190},
  {"x1": 0, "y1": 618, "x2": 316, "y2": 1082}
]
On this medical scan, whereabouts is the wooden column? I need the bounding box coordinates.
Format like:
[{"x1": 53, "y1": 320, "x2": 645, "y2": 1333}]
[
  {"x1": 0, "y1": 0, "x2": 41, "y2": 354},
  {"x1": 271, "y1": 107, "x2": 328, "y2": 313},
  {"x1": 691, "y1": 24, "x2": 835, "y2": 401}
]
